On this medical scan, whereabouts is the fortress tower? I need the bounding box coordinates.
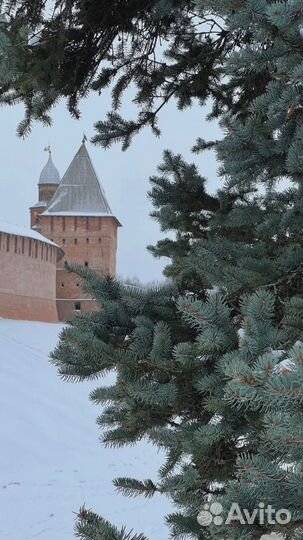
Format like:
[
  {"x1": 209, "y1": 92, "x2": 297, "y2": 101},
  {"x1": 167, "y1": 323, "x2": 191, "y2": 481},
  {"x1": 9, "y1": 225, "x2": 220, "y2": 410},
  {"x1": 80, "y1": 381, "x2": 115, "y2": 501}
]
[{"x1": 30, "y1": 142, "x2": 120, "y2": 321}]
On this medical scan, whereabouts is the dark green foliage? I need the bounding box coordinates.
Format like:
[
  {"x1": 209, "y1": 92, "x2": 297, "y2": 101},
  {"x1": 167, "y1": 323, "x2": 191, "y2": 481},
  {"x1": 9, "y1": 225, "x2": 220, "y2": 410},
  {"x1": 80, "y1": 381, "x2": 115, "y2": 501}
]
[
  {"x1": 148, "y1": 150, "x2": 219, "y2": 294},
  {"x1": 0, "y1": 0, "x2": 271, "y2": 143}
]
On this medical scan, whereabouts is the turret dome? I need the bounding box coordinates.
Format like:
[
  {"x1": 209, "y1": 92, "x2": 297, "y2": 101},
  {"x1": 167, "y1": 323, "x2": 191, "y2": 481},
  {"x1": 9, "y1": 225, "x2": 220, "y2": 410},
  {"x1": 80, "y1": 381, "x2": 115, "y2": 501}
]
[{"x1": 39, "y1": 154, "x2": 60, "y2": 185}]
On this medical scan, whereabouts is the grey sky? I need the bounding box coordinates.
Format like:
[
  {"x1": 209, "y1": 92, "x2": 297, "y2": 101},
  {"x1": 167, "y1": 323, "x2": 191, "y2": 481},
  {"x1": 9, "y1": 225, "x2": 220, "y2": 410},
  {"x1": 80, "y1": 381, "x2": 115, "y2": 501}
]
[{"x1": 0, "y1": 91, "x2": 221, "y2": 283}]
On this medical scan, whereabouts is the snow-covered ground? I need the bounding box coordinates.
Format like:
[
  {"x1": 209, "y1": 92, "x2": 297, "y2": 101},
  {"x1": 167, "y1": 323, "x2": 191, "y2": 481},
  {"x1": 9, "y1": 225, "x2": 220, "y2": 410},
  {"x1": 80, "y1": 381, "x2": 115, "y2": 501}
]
[{"x1": 0, "y1": 319, "x2": 171, "y2": 540}]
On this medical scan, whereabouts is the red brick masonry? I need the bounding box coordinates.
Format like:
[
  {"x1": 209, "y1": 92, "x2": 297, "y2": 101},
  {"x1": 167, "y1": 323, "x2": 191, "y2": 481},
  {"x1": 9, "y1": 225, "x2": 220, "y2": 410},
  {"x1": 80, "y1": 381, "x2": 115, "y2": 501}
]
[
  {"x1": 38, "y1": 215, "x2": 118, "y2": 320},
  {"x1": 0, "y1": 230, "x2": 61, "y2": 322}
]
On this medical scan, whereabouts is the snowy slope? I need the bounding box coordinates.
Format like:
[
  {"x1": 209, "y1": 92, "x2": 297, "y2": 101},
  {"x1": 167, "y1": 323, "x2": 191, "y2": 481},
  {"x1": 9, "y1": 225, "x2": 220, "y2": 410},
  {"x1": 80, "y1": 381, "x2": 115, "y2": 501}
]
[{"x1": 0, "y1": 319, "x2": 171, "y2": 540}]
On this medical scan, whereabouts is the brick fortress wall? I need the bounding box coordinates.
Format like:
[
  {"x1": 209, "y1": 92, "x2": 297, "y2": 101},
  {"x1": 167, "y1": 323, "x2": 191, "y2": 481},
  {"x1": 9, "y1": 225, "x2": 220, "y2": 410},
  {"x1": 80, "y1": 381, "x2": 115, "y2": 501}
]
[{"x1": 0, "y1": 231, "x2": 60, "y2": 322}]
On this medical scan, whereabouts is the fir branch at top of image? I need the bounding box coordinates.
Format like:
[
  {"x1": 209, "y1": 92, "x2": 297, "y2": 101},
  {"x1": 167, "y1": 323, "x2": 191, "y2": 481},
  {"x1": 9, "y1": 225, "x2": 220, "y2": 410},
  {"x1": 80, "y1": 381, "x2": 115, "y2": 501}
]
[{"x1": 0, "y1": 0, "x2": 259, "y2": 145}]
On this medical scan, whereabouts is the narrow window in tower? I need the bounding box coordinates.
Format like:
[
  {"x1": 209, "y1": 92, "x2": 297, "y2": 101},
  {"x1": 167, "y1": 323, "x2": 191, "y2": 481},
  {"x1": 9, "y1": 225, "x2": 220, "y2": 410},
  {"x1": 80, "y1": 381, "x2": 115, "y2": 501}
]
[
  {"x1": 84, "y1": 261, "x2": 88, "y2": 267},
  {"x1": 51, "y1": 217, "x2": 54, "y2": 232},
  {"x1": 62, "y1": 217, "x2": 66, "y2": 232},
  {"x1": 29, "y1": 239, "x2": 32, "y2": 256},
  {"x1": 6, "y1": 235, "x2": 10, "y2": 252},
  {"x1": 74, "y1": 217, "x2": 77, "y2": 231},
  {"x1": 41, "y1": 245, "x2": 44, "y2": 259},
  {"x1": 86, "y1": 238, "x2": 89, "y2": 244},
  {"x1": 46, "y1": 246, "x2": 48, "y2": 261},
  {"x1": 61, "y1": 283, "x2": 64, "y2": 288},
  {"x1": 14, "y1": 236, "x2": 18, "y2": 253},
  {"x1": 75, "y1": 301, "x2": 81, "y2": 311},
  {"x1": 74, "y1": 238, "x2": 77, "y2": 245},
  {"x1": 35, "y1": 242, "x2": 38, "y2": 258},
  {"x1": 22, "y1": 237, "x2": 25, "y2": 254}
]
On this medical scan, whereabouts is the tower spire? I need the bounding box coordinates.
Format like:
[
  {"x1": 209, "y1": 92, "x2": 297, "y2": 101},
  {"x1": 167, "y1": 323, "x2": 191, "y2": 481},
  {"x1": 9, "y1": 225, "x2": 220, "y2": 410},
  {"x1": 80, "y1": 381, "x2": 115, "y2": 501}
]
[{"x1": 43, "y1": 142, "x2": 120, "y2": 219}]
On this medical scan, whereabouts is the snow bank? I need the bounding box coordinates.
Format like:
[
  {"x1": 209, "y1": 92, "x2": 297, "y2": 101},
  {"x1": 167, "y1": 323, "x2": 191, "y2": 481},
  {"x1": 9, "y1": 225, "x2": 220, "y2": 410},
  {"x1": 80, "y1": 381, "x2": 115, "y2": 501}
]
[{"x1": 0, "y1": 319, "x2": 170, "y2": 540}]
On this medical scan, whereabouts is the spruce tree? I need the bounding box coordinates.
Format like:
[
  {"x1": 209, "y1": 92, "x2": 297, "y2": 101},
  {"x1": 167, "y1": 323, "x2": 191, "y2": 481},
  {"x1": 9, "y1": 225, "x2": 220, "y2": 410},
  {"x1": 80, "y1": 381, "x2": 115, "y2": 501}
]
[
  {"x1": 1, "y1": 0, "x2": 270, "y2": 141},
  {"x1": 147, "y1": 150, "x2": 219, "y2": 294},
  {"x1": 40, "y1": 0, "x2": 303, "y2": 539}
]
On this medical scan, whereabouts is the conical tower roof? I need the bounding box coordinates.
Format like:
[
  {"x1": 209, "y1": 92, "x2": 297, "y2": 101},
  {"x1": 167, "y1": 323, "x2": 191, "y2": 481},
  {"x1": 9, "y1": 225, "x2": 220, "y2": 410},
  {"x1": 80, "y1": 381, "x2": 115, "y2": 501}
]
[
  {"x1": 39, "y1": 154, "x2": 60, "y2": 185},
  {"x1": 43, "y1": 143, "x2": 118, "y2": 219}
]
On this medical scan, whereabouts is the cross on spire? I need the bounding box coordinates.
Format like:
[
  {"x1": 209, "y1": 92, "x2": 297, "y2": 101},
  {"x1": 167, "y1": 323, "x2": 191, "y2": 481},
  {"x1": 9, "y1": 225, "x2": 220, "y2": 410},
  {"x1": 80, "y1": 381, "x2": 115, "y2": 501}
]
[{"x1": 44, "y1": 145, "x2": 51, "y2": 156}]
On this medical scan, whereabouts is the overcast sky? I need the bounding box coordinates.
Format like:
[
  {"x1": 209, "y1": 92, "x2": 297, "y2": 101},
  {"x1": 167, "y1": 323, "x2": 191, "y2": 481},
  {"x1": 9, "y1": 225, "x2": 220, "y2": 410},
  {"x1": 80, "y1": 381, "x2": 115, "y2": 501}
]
[{"x1": 0, "y1": 90, "x2": 221, "y2": 283}]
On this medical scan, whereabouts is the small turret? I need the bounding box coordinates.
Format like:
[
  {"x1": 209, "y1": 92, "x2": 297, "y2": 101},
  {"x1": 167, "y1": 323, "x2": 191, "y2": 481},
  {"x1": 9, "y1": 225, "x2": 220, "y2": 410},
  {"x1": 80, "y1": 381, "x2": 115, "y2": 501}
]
[
  {"x1": 38, "y1": 146, "x2": 60, "y2": 204},
  {"x1": 30, "y1": 147, "x2": 60, "y2": 229}
]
